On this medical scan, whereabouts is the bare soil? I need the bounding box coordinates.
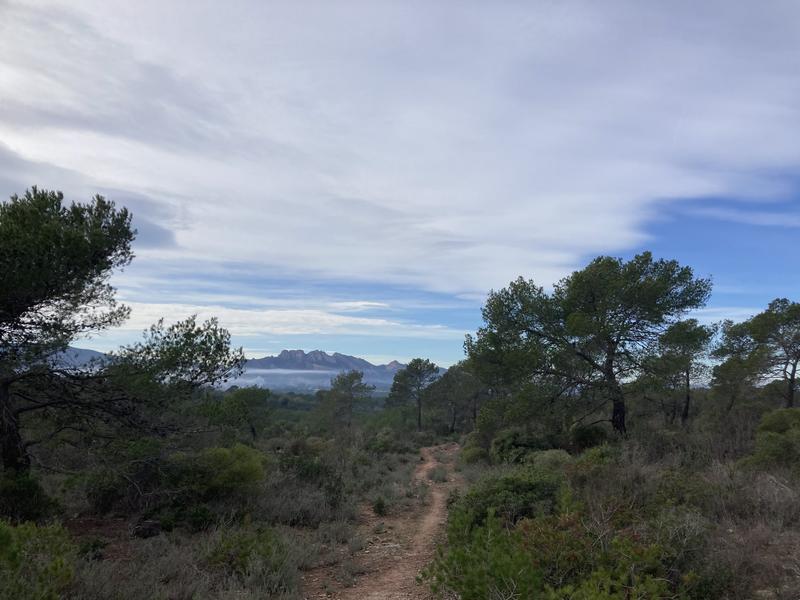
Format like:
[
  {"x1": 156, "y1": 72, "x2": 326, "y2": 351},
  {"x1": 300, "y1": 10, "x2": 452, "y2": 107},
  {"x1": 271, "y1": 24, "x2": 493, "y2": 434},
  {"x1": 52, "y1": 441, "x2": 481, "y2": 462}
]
[{"x1": 302, "y1": 442, "x2": 461, "y2": 599}]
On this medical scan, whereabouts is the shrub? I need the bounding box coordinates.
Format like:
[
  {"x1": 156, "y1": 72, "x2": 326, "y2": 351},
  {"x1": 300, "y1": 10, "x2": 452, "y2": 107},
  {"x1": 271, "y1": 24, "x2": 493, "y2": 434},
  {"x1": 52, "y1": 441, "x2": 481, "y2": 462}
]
[
  {"x1": 426, "y1": 509, "x2": 707, "y2": 599},
  {"x1": 567, "y1": 444, "x2": 619, "y2": 486},
  {"x1": 428, "y1": 465, "x2": 448, "y2": 483},
  {"x1": 757, "y1": 407, "x2": 800, "y2": 435},
  {"x1": 85, "y1": 470, "x2": 125, "y2": 515},
  {"x1": 0, "y1": 473, "x2": 55, "y2": 522},
  {"x1": 372, "y1": 496, "x2": 387, "y2": 516},
  {"x1": 170, "y1": 443, "x2": 267, "y2": 500},
  {"x1": 206, "y1": 526, "x2": 298, "y2": 595},
  {"x1": 742, "y1": 408, "x2": 800, "y2": 474},
  {"x1": 526, "y1": 449, "x2": 572, "y2": 473},
  {"x1": 449, "y1": 467, "x2": 563, "y2": 535},
  {"x1": 424, "y1": 511, "x2": 544, "y2": 600},
  {"x1": 0, "y1": 520, "x2": 76, "y2": 600},
  {"x1": 570, "y1": 424, "x2": 611, "y2": 452},
  {"x1": 459, "y1": 446, "x2": 489, "y2": 465},
  {"x1": 489, "y1": 427, "x2": 552, "y2": 464}
]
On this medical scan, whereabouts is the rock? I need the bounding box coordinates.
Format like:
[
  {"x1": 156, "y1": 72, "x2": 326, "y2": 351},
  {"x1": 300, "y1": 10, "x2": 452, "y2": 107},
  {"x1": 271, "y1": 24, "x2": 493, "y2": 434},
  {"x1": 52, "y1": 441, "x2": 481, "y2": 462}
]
[{"x1": 131, "y1": 519, "x2": 161, "y2": 539}]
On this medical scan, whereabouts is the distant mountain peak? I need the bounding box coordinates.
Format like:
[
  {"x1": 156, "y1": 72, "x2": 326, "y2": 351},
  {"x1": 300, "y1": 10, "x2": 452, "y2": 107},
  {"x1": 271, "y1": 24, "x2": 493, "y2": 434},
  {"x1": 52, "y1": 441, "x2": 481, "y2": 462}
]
[
  {"x1": 246, "y1": 349, "x2": 402, "y2": 372},
  {"x1": 240, "y1": 349, "x2": 405, "y2": 392}
]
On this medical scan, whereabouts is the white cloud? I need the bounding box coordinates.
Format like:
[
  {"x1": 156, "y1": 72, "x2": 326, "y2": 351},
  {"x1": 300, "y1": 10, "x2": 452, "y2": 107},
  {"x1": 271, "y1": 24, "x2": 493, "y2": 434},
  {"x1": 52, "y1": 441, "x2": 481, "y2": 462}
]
[
  {"x1": 1, "y1": 0, "x2": 800, "y2": 299},
  {"x1": 113, "y1": 302, "x2": 463, "y2": 340}
]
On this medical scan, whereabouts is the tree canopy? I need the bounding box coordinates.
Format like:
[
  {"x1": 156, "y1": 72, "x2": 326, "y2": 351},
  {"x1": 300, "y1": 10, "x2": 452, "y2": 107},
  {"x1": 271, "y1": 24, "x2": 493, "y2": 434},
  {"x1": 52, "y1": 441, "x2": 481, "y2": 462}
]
[
  {"x1": 466, "y1": 252, "x2": 712, "y2": 434},
  {"x1": 0, "y1": 188, "x2": 244, "y2": 473},
  {"x1": 387, "y1": 358, "x2": 439, "y2": 431}
]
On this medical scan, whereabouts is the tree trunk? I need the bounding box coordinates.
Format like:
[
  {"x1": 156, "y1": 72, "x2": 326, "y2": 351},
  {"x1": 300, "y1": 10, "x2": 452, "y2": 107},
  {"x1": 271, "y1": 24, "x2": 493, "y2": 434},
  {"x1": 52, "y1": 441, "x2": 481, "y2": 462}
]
[
  {"x1": 786, "y1": 361, "x2": 797, "y2": 409},
  {"x1": 449, "y1": 404, "x2": 457, "y2": 433},
  {"x1": 611, "y1": 397, "x2": 626, "y2": 435},
  {"x1": 681, "y1": 368, "x2": 691, "y2": 426},
  {"x1": 0, "y1": 381, "x2": 29, "y2": 473},
  {"x1": 604, "y1": 355, "x2": 626, "y2": 435},
  {"x1": 416, "y1": 396, "x2": 422, "y2": 432}
]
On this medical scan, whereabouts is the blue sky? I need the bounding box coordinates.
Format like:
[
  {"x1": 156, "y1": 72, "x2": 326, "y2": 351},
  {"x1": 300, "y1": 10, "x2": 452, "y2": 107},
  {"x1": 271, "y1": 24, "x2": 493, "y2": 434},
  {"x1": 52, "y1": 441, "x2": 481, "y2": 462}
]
[{"x1": 1, "y1": 1, "x2": 799, "y2": 366}]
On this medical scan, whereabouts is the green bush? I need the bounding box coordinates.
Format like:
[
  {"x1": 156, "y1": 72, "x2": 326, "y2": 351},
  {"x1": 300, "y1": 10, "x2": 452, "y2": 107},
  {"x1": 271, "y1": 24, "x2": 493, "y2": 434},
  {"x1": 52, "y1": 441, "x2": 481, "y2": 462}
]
[
  {"x1": 742, "y1": 408, "x2": 800, "y2": 472},
  {"x1": 426, "y1": 508, "x2": 708, "y2": 599},
  {"x1": 449, "y1": 467, "x2": 563, "y2": 535},
  {"x1": 0, "y1": 520, "x2": 76, "y2": 600},
  {"x1": 372, "y1": 495, "x2": 387, "y2": 516},
  {"x1": 570, "y1": 424, "x2": 611, "y2": 451},
  {"x1": 567, "y1": 444, "x2": 619, "y2": 486},
  {"x1": 424, "y1": 512, "x2": 543, "y2": 600},
  {"x1": 757, "y1": 407, "x2": 800, "y2": 435},
  {"x1": 170, "y1": 443, "x2": 267, "y2": 500},
  {"x1": 490, "y1": 427, "x2": 552, "y2": 464},
  {"x1": 85, "y1": 470, "x2": 125, "y2": 514},
  {"x1": 0, "y1": 473, "x2": 55, "y2": 522},
  {"x1": 526, "y1": 449, "x2": 572, "y2": 473},
  {"x1": 459, "y1": 446, "x2": 490, "y2": 465}
]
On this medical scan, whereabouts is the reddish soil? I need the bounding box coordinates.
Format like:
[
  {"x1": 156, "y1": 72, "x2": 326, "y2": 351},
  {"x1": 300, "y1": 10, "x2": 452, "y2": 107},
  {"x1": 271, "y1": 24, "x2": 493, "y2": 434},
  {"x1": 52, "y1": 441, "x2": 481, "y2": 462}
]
[{"x1": 302, "y1": 442, "x2": 461, "y2": 600}]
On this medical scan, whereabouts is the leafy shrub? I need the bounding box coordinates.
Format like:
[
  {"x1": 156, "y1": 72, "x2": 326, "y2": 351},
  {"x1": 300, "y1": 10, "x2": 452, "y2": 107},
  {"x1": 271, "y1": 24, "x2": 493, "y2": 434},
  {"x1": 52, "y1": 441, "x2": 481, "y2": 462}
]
[
  {"x1": 184, "y1": 504, "x2": 216, "y2": 532},
  {"x1": 653, "y1": 469, "x2": 715, "y2": 511},
  {"x1": 742, "y1": 408, "x2": 800, "y2": 473},
  {"x1": 424, "y1": 512, "x2": 543, "y2": 600},
  {"x1": 489, "y1": 427, "x2": 552, "y2": 464},
  {"x1": 459, "y1": 446, "x2": 490, "y2": 465},
  {"x1": 362, "y1": 425, "x2": 418, "y2": 455},
  {"x1": 758, "y1": 407, "x2": 800, "y2": 435},
  {"x1": 0, "y1": 520, "x2": 76, "y2": 600},
  {"x1": 567, "y1": 444, "x2": 619, "y2": 487},
  {"x1": 426, "y1": 509, "x2": 707, "y2": 599},
  {"x1": 449, "y1": 467, "x2": 563, "y2": 535},
  {"x1": 85, "y1": 470, "x2": 125, "y2": 515},
  {"x1": 170, "y1": 443, "x2": 267, "y2": 500},
  {"x1": 526, "y1": 449, "x2": 572, "y2": 473},
  {"x1": 570, "y1": 424, "x2": 611, "y2": 452},
  {"x1": 0, "y1": 473, "x2": 55, "y2": 522},
  {"x1": 372, "y1": 495, "x2": 387, "y2": 516}
]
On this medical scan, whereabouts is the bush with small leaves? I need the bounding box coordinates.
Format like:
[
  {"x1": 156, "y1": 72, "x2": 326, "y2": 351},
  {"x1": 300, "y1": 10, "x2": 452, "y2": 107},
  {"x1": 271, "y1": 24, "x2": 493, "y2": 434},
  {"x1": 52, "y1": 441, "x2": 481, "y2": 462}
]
[
  {"x1": 170, "y1": 443, "x2": 268, "y2": 500},
  {"x1": 742, "y1": 408, "x2": 800, "y2": 473},
  {"x1": 0, "y1": 520, "x2": 76, "y2": 600},
  {"x1": 449, "y1": 467, "x2": 564, "y2": 537},
  {"x1": 372, "y1": 495, "x2": 387, "y2": 516},
  {"x1": 526, "y1": 449, "x2": 572, "y2": 473},
  {"x1": 0, "y1": 473, "x2": 56, "y2": 522},
  {"x1": 206, "y1": 526, "x2": 298, "y2": 595},
  {"x1": 459, "y1": 446, "x2": 490, "y2": 465},
  {"x1": 489, "y1": 427, "x2": 552, "y2": 464}
]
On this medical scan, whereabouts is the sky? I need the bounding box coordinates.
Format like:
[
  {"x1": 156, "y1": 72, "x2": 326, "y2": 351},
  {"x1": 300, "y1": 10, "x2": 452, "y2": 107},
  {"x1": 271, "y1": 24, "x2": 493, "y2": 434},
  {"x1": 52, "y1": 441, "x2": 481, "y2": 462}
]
[{"x1": 1, "y1": 0, "x2": 799, "y2": 366}]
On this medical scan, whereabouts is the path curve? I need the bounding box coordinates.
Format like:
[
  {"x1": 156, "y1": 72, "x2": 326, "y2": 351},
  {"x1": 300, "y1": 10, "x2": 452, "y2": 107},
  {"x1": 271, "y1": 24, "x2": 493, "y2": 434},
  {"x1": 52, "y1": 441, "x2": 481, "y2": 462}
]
[{"x1": 304, "y1": 442, "x2": 459, "y2": 600}]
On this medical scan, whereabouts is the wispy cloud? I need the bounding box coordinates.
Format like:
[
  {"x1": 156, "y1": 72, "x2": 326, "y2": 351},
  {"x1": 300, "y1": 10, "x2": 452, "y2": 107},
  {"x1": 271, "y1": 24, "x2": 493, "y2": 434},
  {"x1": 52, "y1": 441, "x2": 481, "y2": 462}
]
[
  {"x1": 3, "y1": 1, "x2": 800, "y2": 361},
  {"x1": 114, "y1": 302, "x2": 464, "y2": 340}
]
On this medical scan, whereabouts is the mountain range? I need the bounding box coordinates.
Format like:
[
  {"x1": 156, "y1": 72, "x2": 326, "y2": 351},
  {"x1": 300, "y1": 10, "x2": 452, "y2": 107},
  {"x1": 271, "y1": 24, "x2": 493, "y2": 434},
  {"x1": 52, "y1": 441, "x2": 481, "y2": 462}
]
[
  {"x1": 240, "y1": 349, "x2": 404, "y2": 392},
  {"x1": 57, "y1": 347, "x2": 404, "y2": 392}
]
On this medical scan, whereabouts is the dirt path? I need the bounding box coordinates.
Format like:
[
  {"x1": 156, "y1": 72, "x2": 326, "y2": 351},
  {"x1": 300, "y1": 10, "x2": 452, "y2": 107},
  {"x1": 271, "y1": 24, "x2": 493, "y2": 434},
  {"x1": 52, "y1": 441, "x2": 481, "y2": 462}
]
[{"x1": 303, "y1": 442, "x2": 460, "y2": 599}]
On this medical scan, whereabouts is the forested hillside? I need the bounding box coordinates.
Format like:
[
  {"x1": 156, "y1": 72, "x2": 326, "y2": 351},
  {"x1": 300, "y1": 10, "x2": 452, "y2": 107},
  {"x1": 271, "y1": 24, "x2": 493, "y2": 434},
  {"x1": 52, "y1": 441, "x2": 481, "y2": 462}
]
[{"x1": 2, "y1": 189, "x2": 799, "y2": 599}]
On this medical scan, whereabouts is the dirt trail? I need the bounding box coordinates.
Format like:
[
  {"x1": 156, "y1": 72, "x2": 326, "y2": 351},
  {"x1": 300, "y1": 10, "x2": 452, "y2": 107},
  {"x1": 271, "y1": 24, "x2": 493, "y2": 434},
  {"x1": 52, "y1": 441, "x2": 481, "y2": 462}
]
[{"x1": 303, "y1": 442, "x2": 460, "y2": 600}]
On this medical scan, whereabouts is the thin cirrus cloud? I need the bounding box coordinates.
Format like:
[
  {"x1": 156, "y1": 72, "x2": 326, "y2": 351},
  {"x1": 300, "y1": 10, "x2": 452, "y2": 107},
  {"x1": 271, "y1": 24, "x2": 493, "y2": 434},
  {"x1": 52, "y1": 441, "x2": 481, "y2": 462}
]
[{"x1": 2, "y1": 1, "x2": 800, "y2": 362}]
